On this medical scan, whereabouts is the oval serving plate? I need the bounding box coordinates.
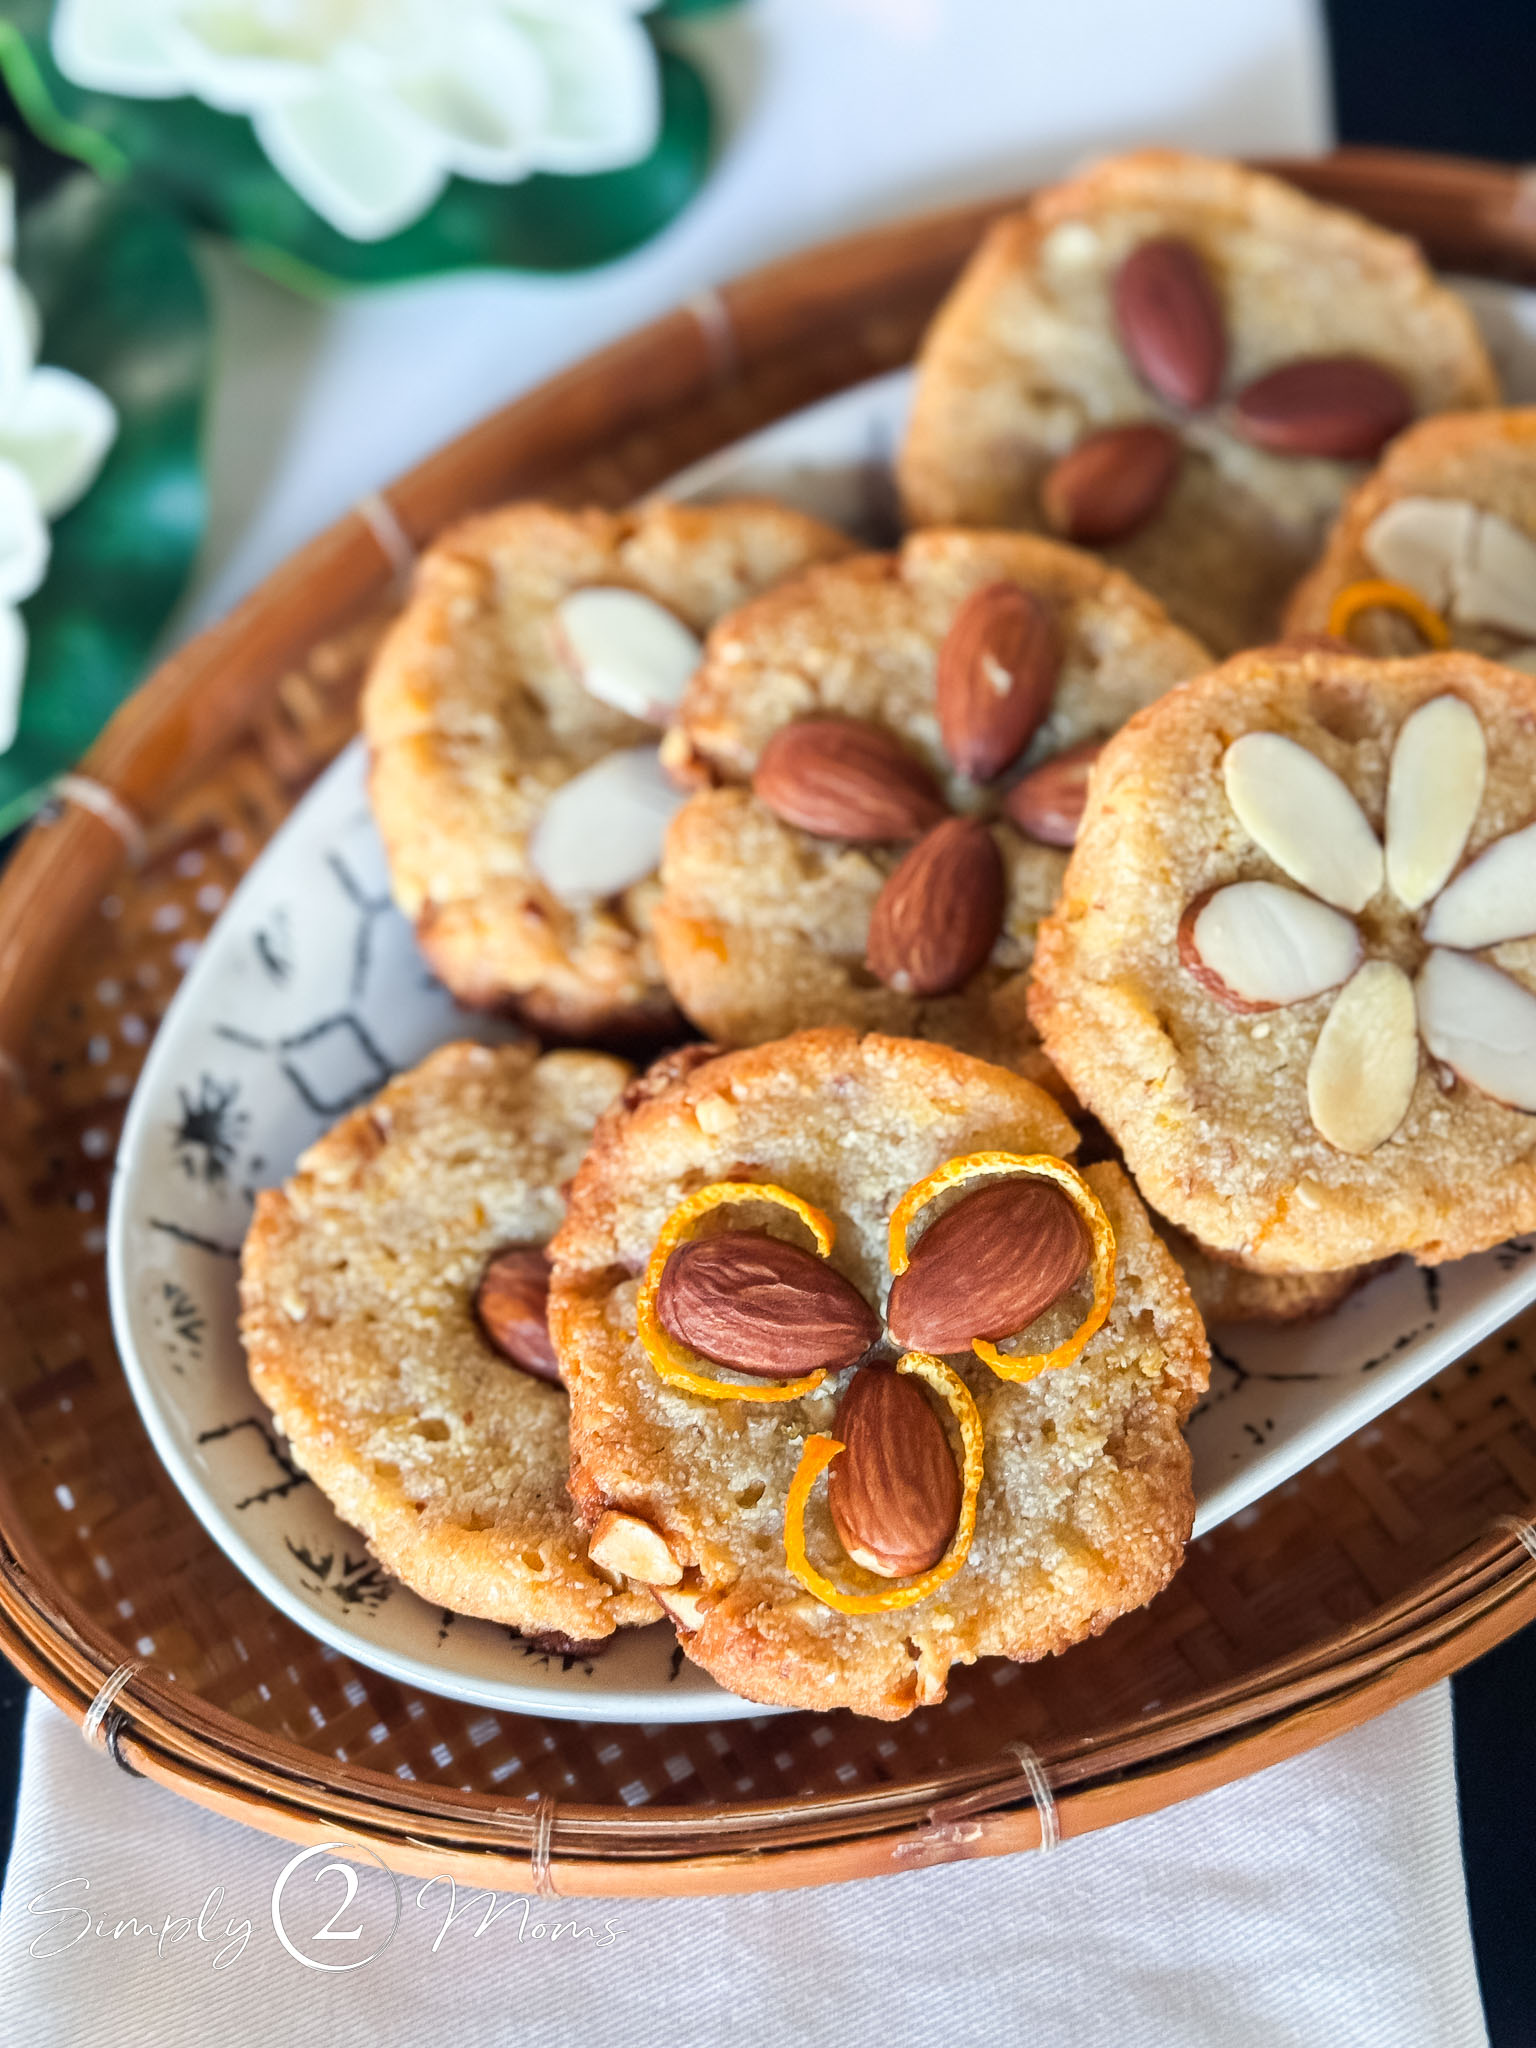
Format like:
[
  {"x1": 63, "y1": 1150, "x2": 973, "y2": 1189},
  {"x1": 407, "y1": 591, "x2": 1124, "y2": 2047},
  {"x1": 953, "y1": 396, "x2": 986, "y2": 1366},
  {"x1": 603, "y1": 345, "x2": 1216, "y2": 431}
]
[{"x1": 109, "y1": 276, "x2": 1536, "y2": 1720}]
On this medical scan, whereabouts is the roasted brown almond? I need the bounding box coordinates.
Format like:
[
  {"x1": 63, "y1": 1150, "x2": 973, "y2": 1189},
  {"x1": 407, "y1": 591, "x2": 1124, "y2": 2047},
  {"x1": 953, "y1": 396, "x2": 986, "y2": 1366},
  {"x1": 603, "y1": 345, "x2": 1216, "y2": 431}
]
[
  {"x1": 826, "y1": 1365, "x2": 961, "y2": 1579},
  {"x1": 1114, "y1": 236, "x2": 1225, "y2": 409},
  {"x1": 886, "y1": 1178, "x2": 1089, "y2": 1353},
  {"x1": 865, "y1": 817, "x2": 1005, "y2": 997},
  {"x1": 1230, "y1": 355, "x2": 1412, "y2": 460},
  {"x1": 475, "y1": 1245, "x2": 561, "y2": 1383},
  {"x1": 753, "y1": 717, "x2": 947, "y2": 842},
  {"x1": 656, "y1": 1231, "x2": 880, "y2": 1378},
  {"x1": 1041, "y1": 423, "x2": 1182, "y2": 545},
  {"x1": 1002, "y1": 737, "x2": 1104, "y2": 847},
  {"x1": 936, "y1": 583, "x2": 1059, "y2": 782}
]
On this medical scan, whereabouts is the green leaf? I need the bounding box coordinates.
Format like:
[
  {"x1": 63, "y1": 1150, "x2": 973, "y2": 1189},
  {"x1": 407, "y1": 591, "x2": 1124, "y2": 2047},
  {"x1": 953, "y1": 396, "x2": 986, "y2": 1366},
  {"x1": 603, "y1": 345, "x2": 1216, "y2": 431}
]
[
  {"x1": 0, "y1": 7, "x2": 716, "y2": 291},
  {"x1": 0, "y1": 174, "x2": 208, "y2": 837}
]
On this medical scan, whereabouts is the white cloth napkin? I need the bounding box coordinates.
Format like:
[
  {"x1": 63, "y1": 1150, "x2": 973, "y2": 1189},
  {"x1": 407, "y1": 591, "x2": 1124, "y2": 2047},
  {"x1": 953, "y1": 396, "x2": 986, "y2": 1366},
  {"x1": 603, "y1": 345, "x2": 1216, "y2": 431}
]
[
  {"x1": 0, "y1": 1686, "x2": 1487, "y2": 2047},
  {"x1": 8, "y1": 4, "x2": 1486, "y2": 2043}
]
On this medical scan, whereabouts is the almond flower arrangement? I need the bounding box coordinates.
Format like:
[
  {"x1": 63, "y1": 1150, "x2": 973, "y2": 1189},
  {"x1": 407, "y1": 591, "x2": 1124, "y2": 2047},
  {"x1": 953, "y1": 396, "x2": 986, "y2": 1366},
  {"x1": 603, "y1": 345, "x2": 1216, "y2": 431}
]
[{"x1": 1179, "y1": 696, "x2": 1536, "y2": 1152}]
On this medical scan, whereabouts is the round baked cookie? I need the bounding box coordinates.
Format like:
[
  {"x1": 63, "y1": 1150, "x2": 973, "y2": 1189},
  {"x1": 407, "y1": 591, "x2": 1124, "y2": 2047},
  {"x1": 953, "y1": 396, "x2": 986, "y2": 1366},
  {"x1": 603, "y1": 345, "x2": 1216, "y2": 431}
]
[
  {"x1": 653, "y1": 529, "x2": 1209, "y2": 1085},
  {"x1": 363, "y1": 499, "x2": 850, "y2": 1041},
  {"x1": 240, "y1": 1039, "x2": 662, "y2": 1648},
  {"x1": 899, "y1": 150, "x2": 1497, "y2": 656},
  {"x1": 549, "y1": 1030, "x2": 1209, "y2": 1719},
  {"x1": 1160, "y1": 1226, "x2": 1372, "y2": 1326},
  {"x1": 1286, "y1": 408, "x2": 1536, "y2": 661},
  {"x1": 1030, "y1": 646, "x2": 1536, "y2": 1272}
]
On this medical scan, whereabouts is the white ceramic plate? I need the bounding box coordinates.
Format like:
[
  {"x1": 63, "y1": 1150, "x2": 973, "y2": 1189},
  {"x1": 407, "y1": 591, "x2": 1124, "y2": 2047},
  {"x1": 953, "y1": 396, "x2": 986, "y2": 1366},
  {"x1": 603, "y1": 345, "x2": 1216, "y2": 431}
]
[{"x1": 109, "y1": 278, "x2": 1536, "y2": 1722}]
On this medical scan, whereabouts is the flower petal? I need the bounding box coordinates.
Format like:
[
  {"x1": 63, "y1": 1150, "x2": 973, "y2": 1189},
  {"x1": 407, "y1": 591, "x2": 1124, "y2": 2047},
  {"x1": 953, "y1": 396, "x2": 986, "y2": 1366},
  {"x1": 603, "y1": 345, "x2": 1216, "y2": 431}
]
[
  {"x1": 253, "y1": 84, "x2": 448, "y2": 242},
  {"x1": 51, "y1": 0, "x2": 186, "y2": 97},
  {"x1": 0, "y1": 462, "x2": 50, "y2": 607},
  {"x1": 0, "y1": 606, "x2": 24, "y2": 756},
  {"x1": 1223, "y1": 732, "x2": 1383, "y2": 914},
  {"x1": 504, "y1": 0, "x2": 662, "y2": 172},
  {"x1": 0, "y1": 272, "x2": 37, "y2": 411},
  {"x1": 1423, "y1": 818, "x2": 1536, "y2": 951},
  {"x1": 1384, "y1": 694, "x2": 1485, "y2": 911},
  {"x1": 1306, "y1": 960, "x2": 1418, "y2": 1155},
  {"x1": 0, "y1": 366, "x2": 118, "y2": 520},
  {"x1": 384, "y1": 18, "x2": 549, "y2": 181},
  {"x1": 1417, "y1": 947, "x2": 1536, "y2": 1112}
]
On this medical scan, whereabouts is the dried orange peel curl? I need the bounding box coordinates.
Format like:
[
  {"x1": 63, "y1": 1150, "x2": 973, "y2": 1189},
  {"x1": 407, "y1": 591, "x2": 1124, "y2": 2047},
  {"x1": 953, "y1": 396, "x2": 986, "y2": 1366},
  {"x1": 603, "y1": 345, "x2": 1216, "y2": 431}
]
[
  {"x1": 1326, "y1": 578, "x2": 1451, "y2": 651},
  {"x1": 636, "y1": 1181, "x2": 836, "y2": 1403},
  {"x1": 782, "y1": 1353, "x2": 983, "y2": 1614},
  {"x1": 888, "y1": 1152, "x2": 1116, "y2": 1384}
]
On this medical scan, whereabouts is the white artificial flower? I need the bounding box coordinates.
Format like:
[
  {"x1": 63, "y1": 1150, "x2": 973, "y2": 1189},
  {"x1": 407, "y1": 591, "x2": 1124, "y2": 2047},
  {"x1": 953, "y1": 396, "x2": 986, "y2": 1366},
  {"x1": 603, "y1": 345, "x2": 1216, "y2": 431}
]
[
  {"x1": 52, "y1": 0, "x2": 664, "y2": 242},
  {"x1": 0, "y1": 171, "x2": 119, "y2": 754}
]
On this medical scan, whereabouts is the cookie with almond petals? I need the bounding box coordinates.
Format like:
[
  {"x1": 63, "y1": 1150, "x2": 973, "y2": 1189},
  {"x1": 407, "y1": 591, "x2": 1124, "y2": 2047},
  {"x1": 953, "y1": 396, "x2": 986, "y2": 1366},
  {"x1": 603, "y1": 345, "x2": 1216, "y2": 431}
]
[
  {"x1": 1030, "y1": 646, "x2": 1536, "y2": 1271},
  {"x1": 1286, "y1": 408, "x2": 1536, "y2": 662},
  {"x1": 362, "y1": 500, "x2": 849, "y2": 1041},
  {"x1": 899, "y1": 150, "x2": 1497, "y2": 655}
]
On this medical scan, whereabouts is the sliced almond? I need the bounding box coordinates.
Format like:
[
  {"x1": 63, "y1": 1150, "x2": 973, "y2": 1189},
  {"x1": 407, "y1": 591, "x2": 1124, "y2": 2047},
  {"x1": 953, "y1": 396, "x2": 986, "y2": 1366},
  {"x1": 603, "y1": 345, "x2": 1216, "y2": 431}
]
[
  {"x1": 1384, "y1": 694, "x2": 1486, "y2": 910},
  {"x1": 556, "y1": 588, "x2": 702, "y2": 726},
  {"x1": 1416, "y1": 947, "x2": 1536, "y2": 1110},
  {"x1": 528, "y1": 744, "x2": 684, "y2": 904},
  {"x1": 1178, "y1": 881, "x2": 1360, "y2": 1011},
  {"x1": 1306, "y1": 960, "x2": 1418, "y2": 1154},
  {"x1": 1362, "y1": 497, "x2": 1476, "y2": 612},
  {"x1": 1422, "y1": 819, "x2": 1536, "y2": 950},
  {"x1": 587, "y1": 1510, "x2": 683, "y2": 1587},
  {"x1": 1454, "y1": 510, "x2": 1536, "y2": 639},
  {"x1": 1223, "y1": 732, "x2": 1383, "y2": 913}
]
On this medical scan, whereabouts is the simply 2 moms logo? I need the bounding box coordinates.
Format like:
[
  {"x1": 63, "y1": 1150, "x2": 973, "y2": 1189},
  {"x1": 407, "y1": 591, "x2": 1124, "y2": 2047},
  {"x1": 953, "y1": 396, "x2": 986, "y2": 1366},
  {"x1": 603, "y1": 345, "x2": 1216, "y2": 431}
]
[{"x1": 23, "y1": 1844, "x2": 619, "y2": 1975}]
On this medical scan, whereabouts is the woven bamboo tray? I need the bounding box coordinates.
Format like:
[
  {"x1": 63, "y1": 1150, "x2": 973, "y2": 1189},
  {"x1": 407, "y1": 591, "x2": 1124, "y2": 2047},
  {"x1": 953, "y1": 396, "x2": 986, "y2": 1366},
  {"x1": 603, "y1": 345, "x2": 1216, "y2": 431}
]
[{"x1": 3, "y1": 146, "x2": 1536, "y2": 1898}]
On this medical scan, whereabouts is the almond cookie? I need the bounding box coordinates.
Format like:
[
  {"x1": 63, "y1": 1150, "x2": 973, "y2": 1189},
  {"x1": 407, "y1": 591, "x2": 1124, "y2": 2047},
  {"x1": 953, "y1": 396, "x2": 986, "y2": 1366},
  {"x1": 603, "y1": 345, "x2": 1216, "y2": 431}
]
[
  {"x1": 1286, "y1": 408, "x2": 1536, "y2": 662},
  {"x1": 899, "y1": 150, "x2": 1497, "y2": 656},
  {"x1": 363, "y1": 500, "x2": 850, "y2": 1042},
  {"x1": 240, "y1": 1040, "x2": 662, "y2": 1648},
  {"x1": 549, "y1": 1030, "x2": 1208, "y2": 1718},
  {"x1": 653, "y1": 530, "x2": 1209, "y2": 1084},
  {"x1": 1030, "y1": 646, "x2": 1536, "y2": 1272}
]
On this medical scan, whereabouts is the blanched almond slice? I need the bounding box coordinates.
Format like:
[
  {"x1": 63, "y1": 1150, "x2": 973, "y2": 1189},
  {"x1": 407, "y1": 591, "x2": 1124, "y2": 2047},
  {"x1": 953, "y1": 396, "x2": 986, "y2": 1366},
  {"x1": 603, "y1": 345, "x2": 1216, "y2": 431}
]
[
  {"x1": 1179, "y1": 881, "x2": 1360, "y2": 1010},
  {"x1": 556, "y1": 587, "x2": 702, "y2": 725},
  {"x1": 1422, "y1": 819, "x2": 1536, "y2": 950},
  {"x1": 1455, "y1": 511, "x2": 1536, "y2": 639},
  {"x1": 528, "y1": 744, "x2": 684, "y2": 903},
  {"x1": 1384, "y1": 694, "x2": 1486, "y2": 911},
  {"x1": 1223, "y1": 733, "x2": 1383, "y2": 913},
  {"x1": 588, "y1": 1510, "x2": 683, "y2": 1587},
  {"x1": 1417, "y1": 947, "x2": 1536, "y2": 1111},
  {"x1": 1362, "y1": 497, "x2": 1475, "y2": 611},
  {"x1": 1306, "y1": 960, "x2": 1418, "y2": 1154}
]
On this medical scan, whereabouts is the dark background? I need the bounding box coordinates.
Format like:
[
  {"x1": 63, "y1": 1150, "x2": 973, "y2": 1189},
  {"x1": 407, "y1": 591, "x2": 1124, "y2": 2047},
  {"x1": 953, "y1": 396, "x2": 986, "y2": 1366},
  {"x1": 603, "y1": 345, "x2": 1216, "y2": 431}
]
[{"x1": 0, "y1": 2, "x2": 1533, "y2": 2039}]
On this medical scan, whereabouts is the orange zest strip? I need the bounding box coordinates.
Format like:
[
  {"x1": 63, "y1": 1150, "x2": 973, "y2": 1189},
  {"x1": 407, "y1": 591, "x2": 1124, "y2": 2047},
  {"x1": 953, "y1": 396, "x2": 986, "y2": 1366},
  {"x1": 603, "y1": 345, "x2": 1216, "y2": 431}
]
[
  {"x1": 887, "y1": 1151, "x2": 1116, "y2": 1384},
  {"x1": 1326, "y1": 578, "x2": 1451, "y2": 651},
  {"x1": 636, "y1": 1181, "x2": 835, "y2": 1403},
  {"x1": 782, "y1": 1353, "x2": 983, "y2": 1614}
]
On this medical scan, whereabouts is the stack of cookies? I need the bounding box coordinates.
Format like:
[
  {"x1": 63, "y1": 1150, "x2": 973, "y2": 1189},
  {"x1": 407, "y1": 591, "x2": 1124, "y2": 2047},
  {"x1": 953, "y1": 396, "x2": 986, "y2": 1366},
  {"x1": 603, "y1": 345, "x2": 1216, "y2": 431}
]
[{"x1": 241, "y1": 149, "x2": 1536, "y2": 1719}]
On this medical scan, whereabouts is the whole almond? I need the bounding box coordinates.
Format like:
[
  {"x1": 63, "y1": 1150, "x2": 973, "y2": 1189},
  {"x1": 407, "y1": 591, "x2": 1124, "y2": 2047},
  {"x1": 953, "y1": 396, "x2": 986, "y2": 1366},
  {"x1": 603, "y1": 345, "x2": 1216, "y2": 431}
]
[
  {"x1": 1041, "y1": 423, "x2": 1182, "y2": 545},
  {"x1": 1003, "y1": 737, "x2": 1104, "y2": 847},
  {"x1": 826, "y1": 1365, "x2": 961, "y2": 1579},
  {"x1": 936, "y1": 583, "x2": 1059, "y2": 782},
  {"x1": 475, "y1": 1245, "x2": 561, "y2": 1383},
  {"x1": 886, "y1": 1178, "x2": 1090, "y2": 1353},
  {"x1": 754, "y1": 718, "x2": 947, "y2": 842},
  {"x1": 1231, "y1": 355, "x2": 1412, "y2": 460},
  {"x1": 1114, "y1": 236, "x2": 1225, "y2": 409},
  {"x1": 865, "y1": 817, "x2": 1004, "y2": 997},
  {"x1": 656, "y1": 1231, "x2": 880, "y2": 1378}
]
